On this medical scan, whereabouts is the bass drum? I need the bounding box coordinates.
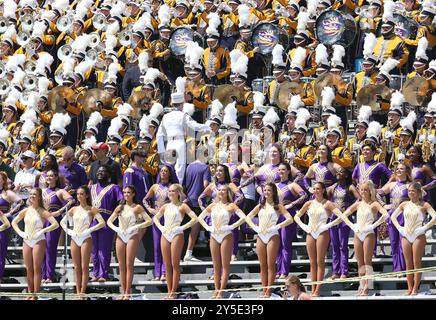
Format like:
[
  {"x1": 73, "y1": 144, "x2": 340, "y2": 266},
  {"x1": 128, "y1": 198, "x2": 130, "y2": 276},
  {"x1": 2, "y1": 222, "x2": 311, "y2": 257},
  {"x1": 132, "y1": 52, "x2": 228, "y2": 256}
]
[
  {"x1": 315, "y1": 10, "x2": 357, "y2": 47},
  {"x1": 169, "y1": 27, "x2": 204, "y2": 56},
  {"x1": 376, "y1": 14, "x2": 418, "y2": 40},
  {"x1": 251, "y1": 22, "x2": 289, "y2": 55}
]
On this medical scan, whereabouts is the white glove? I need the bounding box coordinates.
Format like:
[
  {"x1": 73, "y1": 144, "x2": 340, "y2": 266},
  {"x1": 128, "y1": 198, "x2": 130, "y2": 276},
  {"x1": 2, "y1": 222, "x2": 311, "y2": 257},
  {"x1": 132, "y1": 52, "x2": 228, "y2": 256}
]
[
  {"x1": 280, "y1": 134, "x2": 290, "y2": 143},
  {"x1": 34, "y1": 230, "x2": 44, "y2": 239},
  {"x1": 17, "y1": 230, "x2": 26, "y2": 239},
  {"x1": 221, "y1": 225, "x2": 233, "y2": 233},
  {"x1": 156, "y1": 224, "x2": 165, "y2": 233},
  {"x1": 252, "y1": 225, "x2": 261, "y2": 233},
  {"x1": 398, "y1": 153, "x2": 405, "y2": 162},
  {"x1": 81, "y1": 229, "x2": 92, "y2": 238},
  {"x1": 318, "y1": 224, "x2": 330, "y2": 234},
  {"x1": 301, "y1": 224, "x2": 311, "y2": 234},
  {"x1": 397, "y1": 226, "x2": 406, "y2": 237},
  {"x1": 192, "y1": 3, "x2": 199, "y2": 13},
  {"x1": 350, "y1": 224, "x2": 359, "y2": 234},
  {"x1": 112, "y1": 226, "x2": 121, "y2": 234},
  {"x1": 250, "y1": 134, "x2": 260, "y2": 143},
  {"x1": 287, "y1": 152, "x2": 295, "y2": 162},
  {"x1": 415, "y1": 226, "x2": 427, "y2": 237},
  {"x1": 430, "y1": 134, "x2": 436, "y2": 144},
  {"x1": 126, "y1": 225, "x2": 140, "y2": 234},
  {"x1": 268, "y1": 225, "x2": 281, "y2": 233},
  {"x1": 353, "y1": 143, "x2": 361, "y2": 151},
  {"x1": 66, "y1": 229, "x2": 77, "y2": 237},
  {"x1": 318, "y1": 131, "x2": 326, "y2": 140},
  {"x1": 362, "y1": 225, "x2": 374, "y2": 233},
  {"x1": 173, "y1": 226, "x2": 184, "y2": 234},
  {"x1": 384, "y1": 131, "x2": 393, "y2": 139},
  {"x1": 205, "y1": 225, "x2": 214, "y2": 233}
]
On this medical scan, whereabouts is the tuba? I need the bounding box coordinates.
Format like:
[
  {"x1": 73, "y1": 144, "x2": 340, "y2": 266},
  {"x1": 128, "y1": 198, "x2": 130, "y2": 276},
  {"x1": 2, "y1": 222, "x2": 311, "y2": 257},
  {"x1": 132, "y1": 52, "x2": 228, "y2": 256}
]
[
  {"x1": 88, "y1": 32, "x2": 101, "y2": 48},
  {"x1": 24, "y1": 60, "x2": 37, "y2": 74},
  {"x1": 0, "y1": 61, "x2": 5, "y2": 78},
  {"x1": 0, "y1": 79, "x2": 10, "y2": 95},
  {"x1": 119, "y1": 29, "x2": 133, "y2": 47},
  {"x1": 0, "y1": 17, "x2": 7, "y2": 34}
]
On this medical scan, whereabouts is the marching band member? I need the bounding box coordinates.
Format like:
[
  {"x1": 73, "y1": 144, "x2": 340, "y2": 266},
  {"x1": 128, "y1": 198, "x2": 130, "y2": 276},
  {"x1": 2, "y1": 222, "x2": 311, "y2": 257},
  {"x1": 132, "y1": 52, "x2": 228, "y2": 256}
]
[
  {"x1": 157, "y1": 77, "x2": 211, "y2": 183},
  {"x1": 60, "y1": 186, "x2": 105, "y2": 299},
  {"x1": 389, "y1": 111, "x2": 417, "y2": 170},
  {"x1": 106, "y1": 120, "x2": 129, "y2": 175},
  {"x1": 406, "y1": 145, "x2": 436, "y2": 194},
  {"x1": 12, "y1": 188, "x2": 59, "y2": 300},
  {"x1": 245, "y1": 182, "x2": 293, "y2": 298},
  {"x1": 153, "y1": 184, "x2": 198, "y2": 299},
  {"x1": 355, "y1": 33, "x2": 379, "y2": 95},
  {"x1": 116, "y1": 103, "x2": 137, "y2": 158},
  {"x1": 201, "y1": 100, "x2": 223, "y2": 165},
  {"x1": 325, "y1": 114, "x2": 353, "y2": 169},
  {"x1": 294, "y1": 181, "x2": 343, "y2": 297},
  {"x1": 407, "y1": 38, "x2": 429, "y2": 79},
  {"x1": 107, "y1": 185, "x2": 152, "y2": 300},
  {"x1": 288, "y1": 11, "x2": 316, "y2": 77},
  {"x1": 78, "y1": 137, "x2": 96, "y2": 176},
  {"x1": 381, "y1": 91, "x2": 404, "y2": 166},
  {"x1": 341, "y1": 181, "x2": 388, "y2": 296},
  {"x1": 83, "y1": 111, "x2": 103, "y2": 143},
  {"x1": 287, "y1": 47, "x2": 316, "y2": 106},
  {"x1": 230, "y1": 49, "x2": 253, "y2": 129},
  {"x1": 241, "y1": 92, "x2": 265, "y2": 163},
  {"x1": 184, "y1": 41, "x2": 211, "y2": 123},
  {"x1": 372, "y1": 0, "x2": 409, "y2": 69},
  {"x1": 171, "y1": 0, "x2": 195, "y2": 27},
  {"x1": 43, "y1": 113, "x2": 71, "y2": 162},
  {"x1": 276, "y1": 1, "x2": 299, "y2": 34},
  {"x1": 221, "y1": 0, "x2": 240, "y2": 49},
  {"x1": 202, "y1": 12, "x2": 231, "y2": 85},
  {"x1": 391, "y1": 182, "x2": 436, "y2": 295},
  {"x1": 348, "y1": 106, "x2": 372, "y2": 165},
  {"x1": 267, "y1": 44, "x2": 288, "y2": 107}
]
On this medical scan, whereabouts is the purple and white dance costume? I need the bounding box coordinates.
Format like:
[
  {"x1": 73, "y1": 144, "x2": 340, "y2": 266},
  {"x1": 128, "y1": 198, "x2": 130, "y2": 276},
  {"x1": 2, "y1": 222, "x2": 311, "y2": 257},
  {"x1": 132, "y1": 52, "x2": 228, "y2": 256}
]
[
  {"x1": 0, "y1": 196, "x2": 10, "y2": 281},
  {"x1": 90, "y1": 183, "x2": 123, "y2": 279},
  {"x1": 254, "y1": 164, "x2": 281, "y2": 196},
  {"x1": 304, "y1": 162, "x2": 337, "y2": 192},
  {"x1": 256, "y1": 203, "x2": 280, "y2": 244},
  {"x1": 41, "y1": 188, "x2": 74, "y2": 281},
  {"x1": 329, "y1": 184, "x2": 353, "y2": 276},
  {"x1": 386, "y1": 181, "x2": 409, "y2": 272},
  {"x1": 276, "y1": 181, "x2": 306, "y2": 276}
]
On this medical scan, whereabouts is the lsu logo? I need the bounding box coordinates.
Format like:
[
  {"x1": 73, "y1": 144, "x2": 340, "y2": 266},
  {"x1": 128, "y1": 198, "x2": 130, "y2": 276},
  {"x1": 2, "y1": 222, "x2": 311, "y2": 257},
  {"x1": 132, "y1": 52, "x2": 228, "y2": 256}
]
[
  {"x1": 321, "y1": 17, "x2": 342, "y2": 36},
  {"x1": 258, "y1": 29, "x2": 277, "y2": 48}
]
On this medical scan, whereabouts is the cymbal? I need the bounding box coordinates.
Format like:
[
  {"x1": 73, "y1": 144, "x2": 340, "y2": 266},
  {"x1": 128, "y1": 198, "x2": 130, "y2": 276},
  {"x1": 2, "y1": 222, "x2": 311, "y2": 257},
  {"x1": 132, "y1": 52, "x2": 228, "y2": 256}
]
[
  {"x1": 356, "y1": 84, "x2": 392, "y2": 110},
  {"x1": 48, "y1": 86, "x2": 76, "y2": 114},
  {"x1": 80, "y1": 88, "x2": 113, "y2": 114},
  {"x1": 128, "y1": 91, "x2": 153, "y2": 118},
  {"x1": 314, "y1": 73, "x2": 342, "y2": 99},
  {"x1": 402, "y1": 76, "x2": 429, "y2": 106},
  {"x1": 277, "y1": 81, "x2": 302, "y2": 111},
  {"x1": 213, "y1": 84, "x2": 243, "y2": 106}
]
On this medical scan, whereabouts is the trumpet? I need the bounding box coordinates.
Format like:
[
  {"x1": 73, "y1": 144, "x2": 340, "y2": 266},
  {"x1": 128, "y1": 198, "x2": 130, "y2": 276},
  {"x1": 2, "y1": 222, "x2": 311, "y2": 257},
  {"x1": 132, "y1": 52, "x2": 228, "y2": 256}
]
[
  {"x1": 0, "y1": 17, "x2": 8, "y2": 34},
  {"x1": 17, "y1": 30, "x2": 31, "y2": 47},
  {"x1": 0, "y1": 79, "x2": 10, "y2": 95},
  {"x1": 20, "y1": 14, "x2": 34, "y2": 32},
  {"x1": 56, "y1": 14, "x2": 73, "y2": 33},
  {"x1": 23, "y1": 74, "x2": 38, "y2": 91},
  {"x1": 92, "y1": 13, "x2": 107, "y2": 31},
  {"x1": 57, "y1": 44, "x2": 73, "y2": 61}
]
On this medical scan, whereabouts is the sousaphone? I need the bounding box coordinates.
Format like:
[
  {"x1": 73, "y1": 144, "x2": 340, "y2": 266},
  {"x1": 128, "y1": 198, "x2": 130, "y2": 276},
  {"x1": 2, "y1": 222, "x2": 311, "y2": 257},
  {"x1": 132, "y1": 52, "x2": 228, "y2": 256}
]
[
  {"x1": 402, "y1": 76, "x2": 429, "y2": 106},
  {"x1": 213, "y1": 84, "x2": 243, "y2": 106}
]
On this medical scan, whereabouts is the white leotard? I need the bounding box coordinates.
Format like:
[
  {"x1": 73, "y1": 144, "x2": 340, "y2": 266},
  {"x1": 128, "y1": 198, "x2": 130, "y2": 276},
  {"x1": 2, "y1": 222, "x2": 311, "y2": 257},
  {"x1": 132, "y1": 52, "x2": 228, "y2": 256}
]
[
  {"x1": 24, "y1": 209, "x2": 45, "y2": 248},
  {"x1": 257, "y1": 203, "x2": 279, "y2": 244},
  {"x1": 355, "y1": 202, "x2": 376, "y2": 242},
  {"x1": 307, "y1": 200, "x2": 329, "y2": 239},
  {"x1": 117, "y1": 206, "x2": 139, "y2": 244},
  {"x1": 162, "y1": 203, "x2": 184, "y2": 242},
  {"x1": 210, "y1": 203, "x2": 232, "y2": 244},
  {"x1": 70, "y1": 206, "x2": 93, "y2": 246},
  {"x1": 402, "y1": 202, "x2": 425, "y2": 243}
]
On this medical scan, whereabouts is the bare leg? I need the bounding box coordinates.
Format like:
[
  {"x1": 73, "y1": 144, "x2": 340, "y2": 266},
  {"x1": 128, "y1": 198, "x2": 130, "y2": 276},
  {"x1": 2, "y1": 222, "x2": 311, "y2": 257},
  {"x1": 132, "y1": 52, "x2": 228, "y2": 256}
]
[
  {"x1": 411, "y1": 235, "x2": 426, "y2": 295},
  {"x1": 362, "y1": 234, "x2": 376, "y2": 296},
  {"x1": 116, "y1": 237, "x2": 127, "y2": 298},
  {"x1": 210, "y1": 237, "x2": 222, "y2": 297},
  {"x1": 265, "y1": 235, "x2": 280, "y2": 298},
  {"x1": 354, "y1": 236, "x2": 364, "y2": 295},
  {"x1": 80, "y1": 238, "x2": 92, "y2": 297},
  {"x1": 71, "y1": 240, "x2": 82, "y2": 295},
  {"x1": 32, "y1": 241, "x2": 46, "y2": 297},
  {"x1": 218, "y1": 234, "x2": 233, "y2": 298},
  {"x1": 161, "y1": 237, "x2": 173, "y2": 298},
  {"x1": 186, "y1": 223, "x2": 200, "y2": 252},
  {"x1": 306, "y1": 235, "x2": 317, "y2": 294},
  {"x1": 23, "y1": 244, "x2": 34, "y2": 297},
  {"x1": 256, "y1": 238, "x2": 268, "y2": 297},
  {"x1": 125, "y1": 235, "x2": 140, "y2": 298},
  {"x1": 401, "y1": 238, "x2": 413, "y2": 295},
  {"x1": 313, "y1": 231, "x2": 330, "y2": 296},
  {"x1": 170, "y1": 234, "x2": 184, "y2": 299}
]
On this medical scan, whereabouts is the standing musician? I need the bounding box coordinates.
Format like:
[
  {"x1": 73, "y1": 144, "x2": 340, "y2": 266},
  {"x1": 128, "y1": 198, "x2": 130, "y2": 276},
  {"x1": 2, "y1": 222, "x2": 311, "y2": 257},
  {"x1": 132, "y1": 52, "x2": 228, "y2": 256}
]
[
  {"x1": 389, "y1": 112, "x2": 416, "y2": 170},
  {"x1": 381, "y1": 92, "x2": 404, "y2": 167},
  {"x1": 325, "y1": 114, "x2": 353, "y2": 169},
  {"x1": 267, "y1": 44, "x2": 288, "y2": 107},
  {"x1": 348, "y1": 106, "x2": 372, "y2": 165},
  {"x1": 355, "y1": 33, "x2": 379, "y2": 95},
  {"x1": 221, "y1": 0, "x2": 240, "y2": 50}
]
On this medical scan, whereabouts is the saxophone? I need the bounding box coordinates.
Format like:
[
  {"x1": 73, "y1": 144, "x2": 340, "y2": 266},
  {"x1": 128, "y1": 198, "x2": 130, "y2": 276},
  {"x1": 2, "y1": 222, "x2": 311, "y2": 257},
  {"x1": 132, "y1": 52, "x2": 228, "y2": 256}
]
[{"x1": 422, "y1": 127, "x2": 432, "y2": 163}]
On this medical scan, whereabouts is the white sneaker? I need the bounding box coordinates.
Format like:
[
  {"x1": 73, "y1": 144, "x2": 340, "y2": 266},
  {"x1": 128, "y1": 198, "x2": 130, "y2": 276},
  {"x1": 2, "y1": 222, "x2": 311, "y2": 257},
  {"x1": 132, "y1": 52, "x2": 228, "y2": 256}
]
[{"x1": 184, "y1": 255, "x2": 202, "y2": 262}]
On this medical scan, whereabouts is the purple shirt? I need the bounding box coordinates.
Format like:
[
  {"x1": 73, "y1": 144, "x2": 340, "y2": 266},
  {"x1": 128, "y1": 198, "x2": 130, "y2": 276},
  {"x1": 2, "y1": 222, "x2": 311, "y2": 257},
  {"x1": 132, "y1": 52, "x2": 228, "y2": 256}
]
[
  {"x1": 352, "y1": 160, "x2": 392, "y2": 188},
  {"x1": 91, "y1": 183, "x2": 123, "y2": 218},
  {"x1": 59, "y1": 162, "x2": 88, "y2": 190},
  {"x1": 184, "y1": 161, "x2": 211, "y2": 208},
  {"x1": 123, "y1": 165, "x2": 153, "y2": 204}
]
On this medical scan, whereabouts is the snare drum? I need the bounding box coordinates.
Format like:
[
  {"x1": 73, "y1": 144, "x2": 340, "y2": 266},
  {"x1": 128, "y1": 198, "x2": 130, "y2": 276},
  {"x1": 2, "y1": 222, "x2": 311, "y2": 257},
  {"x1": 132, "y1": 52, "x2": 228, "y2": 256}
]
[
  {"x1": 390, "y1": 75, "x2": 405, "y2": 91},
  {"x1": 252, "y1": 78, "x2": 264, "y2": 92},
  {"x1": 263, "y1": 76, "x2": 275, "y2": 93},
  {"x1": 308, "y1": 104, "x2": 321, "y2": 127}
]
